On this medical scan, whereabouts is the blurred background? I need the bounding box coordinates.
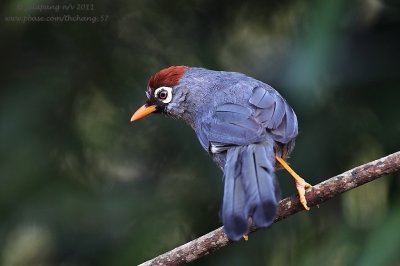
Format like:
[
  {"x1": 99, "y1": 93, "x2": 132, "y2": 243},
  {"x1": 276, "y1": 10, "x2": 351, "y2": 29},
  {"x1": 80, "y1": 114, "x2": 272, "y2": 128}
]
[{"x1": 1, "y1": 0, "x2": 400, "y2": 265}]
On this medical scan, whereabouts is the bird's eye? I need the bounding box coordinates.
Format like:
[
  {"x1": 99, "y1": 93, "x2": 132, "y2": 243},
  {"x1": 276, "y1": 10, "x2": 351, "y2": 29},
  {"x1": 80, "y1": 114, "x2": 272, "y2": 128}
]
[
  {"x1": 158, "y1": 90, "x2": 168, "y2": 99},
  {"x1": 154, "y1": 86, "x2": 173, "y2": 103}
]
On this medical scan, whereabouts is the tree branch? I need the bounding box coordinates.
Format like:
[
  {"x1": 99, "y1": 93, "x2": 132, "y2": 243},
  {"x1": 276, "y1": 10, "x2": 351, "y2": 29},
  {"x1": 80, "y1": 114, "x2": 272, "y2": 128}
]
[{"x1": 139, "y1": 151, "x2": 400, "y2": 266}]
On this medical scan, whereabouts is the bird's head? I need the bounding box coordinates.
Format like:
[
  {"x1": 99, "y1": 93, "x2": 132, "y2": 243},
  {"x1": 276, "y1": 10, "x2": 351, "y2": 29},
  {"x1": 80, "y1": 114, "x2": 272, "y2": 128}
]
[{"x1": 131, "y1": 66, "x2": 190, "y2": 122}]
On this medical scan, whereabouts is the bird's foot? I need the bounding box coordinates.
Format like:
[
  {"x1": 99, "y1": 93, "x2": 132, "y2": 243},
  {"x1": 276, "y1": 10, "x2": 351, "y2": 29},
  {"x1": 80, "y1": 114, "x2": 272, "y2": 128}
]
[
  {"x1": 275, "y1": 155, "x2": 312, "y2": 210},
  {"x1": 295, "y1": 177, "x2": 312, "y2": 210},
  {"x1": 243, "y1": 235, "x2": 249, "y2": 241}
]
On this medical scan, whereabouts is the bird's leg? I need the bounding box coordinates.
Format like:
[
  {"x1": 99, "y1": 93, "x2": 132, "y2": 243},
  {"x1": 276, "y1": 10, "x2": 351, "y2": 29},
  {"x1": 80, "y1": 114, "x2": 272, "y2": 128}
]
[{"x1": 275, "y1": 155, "x2": 312, "y2": 210}]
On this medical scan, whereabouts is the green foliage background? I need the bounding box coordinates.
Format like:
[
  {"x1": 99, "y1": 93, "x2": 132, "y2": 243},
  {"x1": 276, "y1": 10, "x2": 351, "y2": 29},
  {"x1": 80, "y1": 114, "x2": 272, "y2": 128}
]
[{"x1": 1, "y1": 0, "x2": 399, "y2": 265}]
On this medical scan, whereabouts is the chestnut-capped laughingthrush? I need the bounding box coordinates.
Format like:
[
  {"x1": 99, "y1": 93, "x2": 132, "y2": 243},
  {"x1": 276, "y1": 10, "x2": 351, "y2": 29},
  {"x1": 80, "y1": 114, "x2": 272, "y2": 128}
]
[{"x1": 131, "y1": 66, "x2": 311, "y2": 241}]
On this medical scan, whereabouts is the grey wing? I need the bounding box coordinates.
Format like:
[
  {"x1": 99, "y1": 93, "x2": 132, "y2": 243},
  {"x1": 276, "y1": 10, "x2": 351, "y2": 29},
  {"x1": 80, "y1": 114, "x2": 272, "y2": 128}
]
[
  {"x1": 197, "y1": 103, "x2": 267, "y2": 153},
  {"x1": 249, "y1": 86, "x2": 298, "y2": 144},
  {"x1": 196, "y1": 85, "x2": 298, "y2": 152}
]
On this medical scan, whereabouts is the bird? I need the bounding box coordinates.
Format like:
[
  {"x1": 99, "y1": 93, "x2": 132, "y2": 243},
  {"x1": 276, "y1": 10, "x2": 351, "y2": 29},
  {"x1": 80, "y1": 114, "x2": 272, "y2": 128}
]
[{"x1": 131, "y1": 66, "x2": 311, "y2": 241}]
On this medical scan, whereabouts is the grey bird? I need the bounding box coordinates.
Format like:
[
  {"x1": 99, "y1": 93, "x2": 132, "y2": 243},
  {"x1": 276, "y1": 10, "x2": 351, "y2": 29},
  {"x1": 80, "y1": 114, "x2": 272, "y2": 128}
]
[{"x1": 131, "y1": 66, "x2": 311, "y2": 241}]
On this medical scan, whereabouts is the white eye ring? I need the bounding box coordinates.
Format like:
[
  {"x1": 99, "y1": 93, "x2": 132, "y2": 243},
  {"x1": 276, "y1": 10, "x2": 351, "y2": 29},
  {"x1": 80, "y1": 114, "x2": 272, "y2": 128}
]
[{"x1": 154, "y1": 86, "x2": 173, "y2": 104}]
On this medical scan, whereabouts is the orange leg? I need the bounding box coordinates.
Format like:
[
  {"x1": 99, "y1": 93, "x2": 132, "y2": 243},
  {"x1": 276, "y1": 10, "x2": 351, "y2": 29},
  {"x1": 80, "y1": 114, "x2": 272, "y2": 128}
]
[{"x1": 275, "y1": 155, "x2": 312, "y2": 210}]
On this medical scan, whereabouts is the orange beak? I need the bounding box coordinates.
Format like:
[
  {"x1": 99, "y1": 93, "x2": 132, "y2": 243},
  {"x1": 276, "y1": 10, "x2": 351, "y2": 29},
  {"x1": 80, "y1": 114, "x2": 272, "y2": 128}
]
[{"x1": 130, "y1": 104, "x2": 157, "y2": 122}]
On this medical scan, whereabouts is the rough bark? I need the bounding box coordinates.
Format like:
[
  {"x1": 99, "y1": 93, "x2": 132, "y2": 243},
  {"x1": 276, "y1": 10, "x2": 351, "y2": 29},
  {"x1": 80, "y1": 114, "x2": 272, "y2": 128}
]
[{"x1": 139, "y1": 151, "x2": 400, "y2": 266}]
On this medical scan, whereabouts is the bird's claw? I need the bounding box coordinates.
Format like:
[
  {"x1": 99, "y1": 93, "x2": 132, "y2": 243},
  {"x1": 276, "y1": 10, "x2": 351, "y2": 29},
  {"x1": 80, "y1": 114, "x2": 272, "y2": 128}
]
[
  {"x1": 275, "y1": 155, "x2": 312, "y2": 210},
  {"x1": 295, "y1": 178, "x2": 312, "y2": 210}
]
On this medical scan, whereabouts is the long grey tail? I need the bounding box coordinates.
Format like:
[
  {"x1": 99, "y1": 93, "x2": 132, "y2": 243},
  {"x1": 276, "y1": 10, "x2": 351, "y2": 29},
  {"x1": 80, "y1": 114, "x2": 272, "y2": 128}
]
[{"x1": 222, "y1": 143, "x2": 280, "y2": 241}]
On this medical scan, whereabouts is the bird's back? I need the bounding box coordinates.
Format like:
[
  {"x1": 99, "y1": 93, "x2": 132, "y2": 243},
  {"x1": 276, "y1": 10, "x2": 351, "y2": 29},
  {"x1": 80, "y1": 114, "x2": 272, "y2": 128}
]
[{"x1": 179, "y1": 67, "x2": 298, "y2": 157}]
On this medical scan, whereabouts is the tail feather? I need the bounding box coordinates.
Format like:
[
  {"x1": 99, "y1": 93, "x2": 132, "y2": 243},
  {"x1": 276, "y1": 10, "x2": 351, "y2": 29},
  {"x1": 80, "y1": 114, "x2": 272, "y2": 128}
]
[
  {"x1": 222, "y1": 142, "x2": 280, "y2": 240},
  {"x1": 222, "y1": 147, "x2": 248, "y2": 241},
  {"x1": 242, "y1": 144, "x2": 280, "y2": 227}
]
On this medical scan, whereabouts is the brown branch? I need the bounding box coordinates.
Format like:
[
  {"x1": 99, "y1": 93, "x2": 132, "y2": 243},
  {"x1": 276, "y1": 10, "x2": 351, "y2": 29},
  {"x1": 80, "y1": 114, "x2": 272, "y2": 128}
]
[{"x1": 139, "y1": 151, "x2": 400, "y2": 266}]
